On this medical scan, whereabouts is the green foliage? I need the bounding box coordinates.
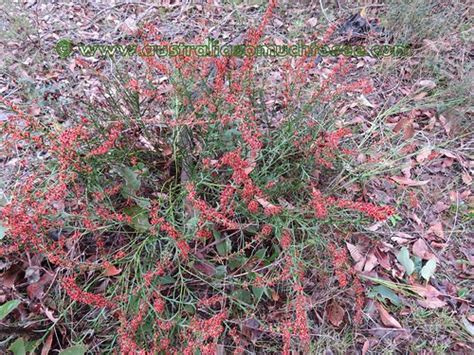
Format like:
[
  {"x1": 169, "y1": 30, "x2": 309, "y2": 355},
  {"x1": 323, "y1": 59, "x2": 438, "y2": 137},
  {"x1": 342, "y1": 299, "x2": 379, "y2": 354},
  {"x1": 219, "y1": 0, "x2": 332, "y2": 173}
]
[{"x1": 0, "y1": 299, "x2": 21, "y2": 320}]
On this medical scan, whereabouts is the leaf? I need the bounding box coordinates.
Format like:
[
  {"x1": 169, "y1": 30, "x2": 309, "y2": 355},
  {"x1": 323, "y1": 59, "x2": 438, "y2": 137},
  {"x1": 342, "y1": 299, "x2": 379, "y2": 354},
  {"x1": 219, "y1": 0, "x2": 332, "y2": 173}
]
[
  {"x1": 214, "y1": 231, "x2": 231, "y2": 257},
  {"x1": 133, "y1": 196, "x2": 151, "y2": 209},
  {"x1": 416, "y1": 147, "x2": 432, "y2": 163},
  {"x1": 412, "y1": 239, "x2": 435, "y2": 260},
  {"x1": 255, "y1": 197, "x2": 278, "y2": 210},
  {"x1": 346, "y1": 242, "x2": 363, "y2": 262},
  {"x1": 372, "y1": 285, "x2": 402, "y2": 306},
  {"x1": 417, "y1": 80, "x2": 436, "y2": 89},
  {"x1": 59, "y1": 345, "x2": 88, "y2": 355},
  {"x1": 232, "y1": 289, "x2": 253, "y2": 305},
  {"x1": 9, "y1": 336, "x2": 40, "y2": 355},
  {"x1": 103, "y1": 263, "x2": 122, "y2": 277},
  {"x1": 393, "y1": 117, "x2": 414, "y2": 139},
  {"x1": 411, "y1": 283, "x2": 447, "y2": 309},
  {"x1": 116, "y1": 166, "x2": 140, "y2": 197},
  {"x1": 376, "y1": 302, "x2": 402, "y2": 328},
  {"x1": 228, "y1": 255, "x2": 247, "y2": 269},
  {"x1": 363, "y1": 252, "x2": 379, "y2": 272},
  {"x1": 411, "y1": 283, "x2": 442, "y2": 298},
  {"x1": 156, "y1": 275, "x2": 176, "y2": 285},
  {"x1": 123, "y1": 206, "x2": 151, "y2": 232},
  {"x1": 327, "y1": 301, "x2": 344, "y2": 327},
  {"x1": 358, "y1": 94, "x2": 375, "y2": 108},
  {"x1": 8, "y1": 338, "x2": 26, "y2": 355},
  {"x1": 0, "y1": 224, "x2": 6, "y2": 239},
  {"x1": 417, "y1": 298, "x2": 447, "y2": 309},
  {"x1": 391, "y1": 176, "x2": 430, "y2": 186},
  {"x1": 427, "y1": 222, "x2": 445, "y2": 239},
  {"x1": 461, "y1": 317, "x2": 474, "y2": 336},
  {"x1": 0, "y1": 299, "x2": 21, "y2": 320},
  {"x1": 41, "y1": 332, "x2": 54, "y2": 355},
  {"x1": 251, "y1": 286, "x2": 265, "y2": 300},
  {"x1": 193, "y1": 261, "x2": 216, "y2": 276},
  {"x1": 396, "y1": 247, "x2": 415, "y2": 275},
  {"x1": 420, "y1": 259, "x2": 437, "y2": 281}
]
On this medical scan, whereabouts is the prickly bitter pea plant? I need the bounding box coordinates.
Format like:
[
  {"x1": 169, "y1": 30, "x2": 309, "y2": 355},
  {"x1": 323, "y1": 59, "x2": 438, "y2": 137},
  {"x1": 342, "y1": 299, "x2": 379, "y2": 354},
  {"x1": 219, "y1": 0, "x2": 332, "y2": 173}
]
[{"x1": 0, "y1": 1, "x2": 394, "y2": 353}]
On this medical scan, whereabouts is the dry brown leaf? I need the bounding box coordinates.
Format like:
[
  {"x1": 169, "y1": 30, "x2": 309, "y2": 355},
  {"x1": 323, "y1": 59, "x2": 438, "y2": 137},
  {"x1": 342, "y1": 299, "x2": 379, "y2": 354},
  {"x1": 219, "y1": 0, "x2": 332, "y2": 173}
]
[
  {"x1": 462, "y1": 173, "x2": 472, "y2": 185},
  {"x1": 346, "y1": 242, "x2": 364, "y2": 262},
  {"x1": 391, "y1": 176, "x2": 430, "y2": 186},
  {"x1": 395, "y1": 232, "x2": 416, "y2": 239},
  {"x1": 244, "y1": 159, "x2": 256, "y2": 175},
  {"x1": 241, "y1": 318, "x2": 262, "y2": 342},
  {"x1": 363, "y1": 253, "x2": 379, "y2": 272},
  {"x1": 193, "y1": 261, "x2": 216, "y2": 276},
  {"x1": 327, "y1": 301, "x2": 344, "y2": 327},
  {"x1": 412, "y1": 239, "x2": 436, "y2": 260},
  {"x1": 367, "y1": 221, "x2": 383, "y2": 231},
  {"x1": 42, "y1": 306, "x2": 59, "y2": 322},
  {"x1": 375, "y1": 248, "x2": 391, "y2": 270},
  {"x1": 411, "y1": 213, "x2": 423, "y2": 226},
  {"x1": 256, "y1": 197, "x2": 276, "y2": 209},
  {"x1": 417, "y1": 80, "x2": 436, "y2": 89},
  {"x1": 413, "y1": 92, "x2": 428, "y2": 101},
  {"x1": 416, "y1": 147, "x2": 432, "y2": 164},
  {"x1": 103, "y1": 263, "x2": 122, "y2": 277},
  {"x1": 358, "y1": 94, "x2": 375, "y2": 108},
  {"x1": 376, "y1": 302, "x2": 402, "y2": 328},
  {"x1": 306, "y1": 17, "x2": 318, "y2": 27},
  {"x1": 411, "y1": 284, "x2": 442, "y2": 298},
  {"x1": 391, "y1": 237, "x2": 411, "y2": 244},
  {"x1": 41, "y1": 331, "x2": 54, "y2": 355},
  {"x1": 393, "y1": 117, "x2": 414, "y2": 139},
  {"x1": 428, "y1": 222, "x2": 445, "y2": 239},
  {"x1": 362, "y1": 340, "x2": 370, "y2": 355},
  {"x1": 29, "y1": 104, "x2": 41, "y2": 116},
  {"x1": 417, "y1": 298, "x2": 447, "y2": 309},
  {"x1": 410, "y1": 284, "x2": 447, "y2": 308}
]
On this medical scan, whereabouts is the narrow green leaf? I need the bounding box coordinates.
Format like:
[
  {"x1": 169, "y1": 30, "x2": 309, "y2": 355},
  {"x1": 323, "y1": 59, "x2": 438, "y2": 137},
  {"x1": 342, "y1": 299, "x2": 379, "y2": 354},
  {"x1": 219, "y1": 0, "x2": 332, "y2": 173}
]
[
  {"x1": 59, "y1": 345, "x2": 88, "y2": 355},
  {"x1": 0, "y1": 300, "x2": 21, "y2": 320},
  {"x1": 420, "y1": 259, "x2": 437, "y2": 281},
  {"x1": 397, "y1": 247, "x2": 415, "y2": 275}
]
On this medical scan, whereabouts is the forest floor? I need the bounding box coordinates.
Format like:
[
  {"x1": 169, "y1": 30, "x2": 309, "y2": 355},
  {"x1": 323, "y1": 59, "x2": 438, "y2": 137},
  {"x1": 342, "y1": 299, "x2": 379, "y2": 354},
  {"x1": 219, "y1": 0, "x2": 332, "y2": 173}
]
[{"x1": 0, "y1": 1, "x2": 472, "y2": 354}]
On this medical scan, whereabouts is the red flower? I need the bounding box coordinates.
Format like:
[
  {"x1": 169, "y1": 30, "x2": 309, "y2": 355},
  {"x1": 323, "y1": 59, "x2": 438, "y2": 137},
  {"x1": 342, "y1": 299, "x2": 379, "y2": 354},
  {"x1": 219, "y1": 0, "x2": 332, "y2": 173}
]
[
  {"x1": 62, "y1": 276, "x2": 115, "y2": 309},
  {"x1": 247, "y1": 200, "x2": 259, "y2": 213},
  {"x1": 280, "y1": 230, "x2": 292, "y2": 249}
]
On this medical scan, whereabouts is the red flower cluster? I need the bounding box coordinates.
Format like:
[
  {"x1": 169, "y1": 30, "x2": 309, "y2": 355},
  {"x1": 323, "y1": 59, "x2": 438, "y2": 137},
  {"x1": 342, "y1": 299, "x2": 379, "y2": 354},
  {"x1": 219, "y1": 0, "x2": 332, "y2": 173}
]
[
  {"x1": 190, "y1": 310, "x2": 228, "y2": 340},
  {"x1": 88, "y1": 121, "x2": 123, "y2": 156},
  {"x1": 280, "y1": 229, "x2": 292, "y2": 249},
  {"x1": 328, "y1": 243, "x2": 348, "y2": 287},
  {"x1": 186, "y1": 183, "x2": 239, "y2": 230},
  {"x1": 62, "y1": 276, "x2": 115, "y2": 309},
  {"x1": 310, "y1": 187, "x2": 394, "y2": 221},
  {"x1": 293, "y1": 285, "x2": 310, "y2": 347}
]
